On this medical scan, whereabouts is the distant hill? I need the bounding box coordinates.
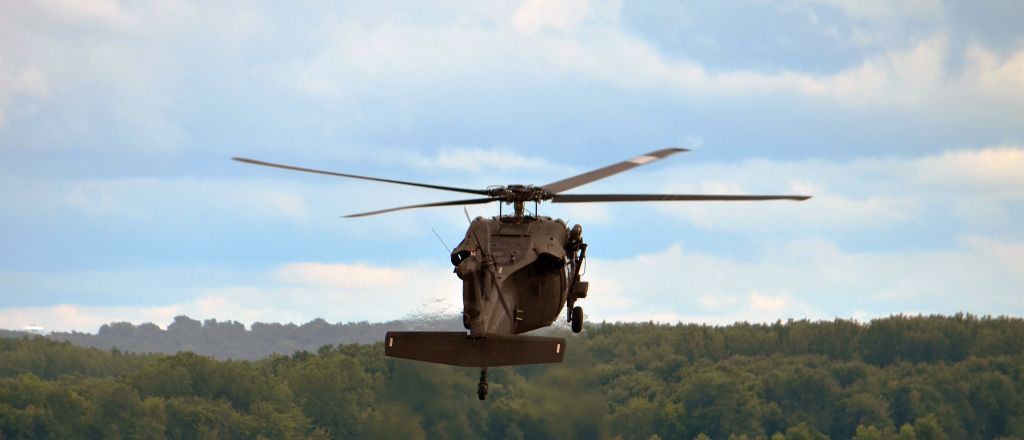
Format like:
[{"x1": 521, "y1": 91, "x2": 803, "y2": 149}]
[
  {"x1": 4, "y1": 315, "x2": 466, "y2": 360},
  {"x1": 4, "y1": 312, "x2": 1023, "y2": 365}
]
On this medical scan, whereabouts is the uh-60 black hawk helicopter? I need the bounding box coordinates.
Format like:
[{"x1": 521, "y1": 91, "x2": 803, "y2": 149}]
[{"x1": 234, "y1": 148, "x2": 810, "y2": 400}]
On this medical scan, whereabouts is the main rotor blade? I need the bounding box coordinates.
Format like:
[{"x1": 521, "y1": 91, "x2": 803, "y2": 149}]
[
  {"x1": 541, "y1": 148, "x2": 689, "y2": 194},
  {"x1": 551, "y1": 194, "x2": 812, "y2": 203},
  {"x1": 344, "y1": 197, "x2": 495, "y2": 218},
  {"x1": 233, "y1": 157, "x2": 490, "y2": 196}
]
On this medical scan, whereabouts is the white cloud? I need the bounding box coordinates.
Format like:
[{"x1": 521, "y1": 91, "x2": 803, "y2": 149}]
[
  {"x1": 582, "y1": 236, "x2": 1023, "y2": 325},
  {"x1": 657, "y1": 190, "x2": 915, "y2": 232},
  {"x1": 959, "y1": 235, "x2": 1024, "y2": 273},
  {"x1": 618, "y1": 146, "x2": 1024, "y2": 232},
  {"x1": 2, "y1": 205, "x2": 1021, "y2": 332},
  {"x1": 2, "y1": 0, "x2": 1022, "y2": 154},
  {"x1": 0, "y1": 67, "x2": 50, "y2": 128},
  {"x1": 749, "y1": 292, "x2": 788, "y2": 312},
  {"x1": 8, "y1": 68, "x2": 48, "y2": 97},
  {"x1": 0, "y1": 259, "x2": 462, "y2": 333},
  {"x1": 0, "y1": 0, "x2": 256, "y2": 147},
  {"x1": 53, "y1": 177, "x2": 314, "y2": 223},
  {"x1": 35, "y1": 0, "x2": 142, "y2": 30},
  {"x1": 537, "y1": 31, "x2": 1018, "y2": 110},
  {"x1": 512, "y1": 0, "x2": 607, "y2": 35},
  {"x1": 66, "y1": 186, "x2": 130, "y2": 217},
  {"x1": 413, "y1": 147, "x2": 563, "y2": 174},
  {"x1": 791, "y1": 0, "x2": 944, "y2": 23},
  {"x1": 0, "y1": 303, "x2": 185, "y2": 334},
  {"x1": 915, "y1": 147, "x2": 1024, "y2": 194},
  {"x1": 965, "y1": 45, "x2": 1024, "y2": 96},
  {"x1": 2, "y1": 146, "x2": 568, "y2": 230},
  {"x1": 264, "y1": 7, "x2": 1022, "y2": 110},
  {"x1": 276, "y1": 261, "x2": 430, "y2": 290},
  {"x1": 1, "y1": 2, "x2": 1021, "y2": 334},
  {"x1": 555, "y1": 203, "x2": 612, "y2": 226}
]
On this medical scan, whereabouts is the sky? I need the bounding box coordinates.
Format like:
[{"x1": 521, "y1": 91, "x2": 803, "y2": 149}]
[{"x1": 1, "y1": 0, "x2": 1022, "y2": 332}]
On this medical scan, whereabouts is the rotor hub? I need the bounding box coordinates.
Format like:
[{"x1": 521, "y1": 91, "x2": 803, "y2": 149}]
[{"x1": 486, "y1": 184, "x2": 553, "y2": 204}]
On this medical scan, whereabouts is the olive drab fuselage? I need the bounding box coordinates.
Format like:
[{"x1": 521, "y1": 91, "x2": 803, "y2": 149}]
[{"x1": 452, "y1": 216, "x2": 571, "y2": 337}]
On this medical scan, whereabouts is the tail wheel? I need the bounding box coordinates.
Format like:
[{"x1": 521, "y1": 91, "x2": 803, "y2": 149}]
[
  {"x1": 571, "y1": 306, "x2": 583, "y2": 333},
  {"x1": 477, "y1": 382, "x2": 488, "y2": 400},
  {"x1": 477, "y1": 368, "x2": 488, "y2": 401}
]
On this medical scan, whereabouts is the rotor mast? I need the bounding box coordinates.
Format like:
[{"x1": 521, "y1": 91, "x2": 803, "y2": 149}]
[
  {"x1": 513, "y1": 200, "x2": 525, "y2": 222},
  {"x1": 492, "y1": 184, "x2": 550, "y2": 223}
]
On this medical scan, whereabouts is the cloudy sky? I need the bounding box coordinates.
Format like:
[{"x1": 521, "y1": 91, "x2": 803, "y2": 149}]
[{"x1": 1, "y1": 0, "x2": 1022, "y2": 332}]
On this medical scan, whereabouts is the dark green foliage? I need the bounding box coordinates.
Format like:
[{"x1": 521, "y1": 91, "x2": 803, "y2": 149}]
[
  {"x1": 0, "y1": 336, "x2": 148, "y2": 379},
  {"x1": 1, "y1": 314, "x2": 1023, "y2": 439}
]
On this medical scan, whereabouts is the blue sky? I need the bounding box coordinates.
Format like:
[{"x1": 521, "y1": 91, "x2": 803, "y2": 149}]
[{"x1": 1, "y1": 0, "x2": 1022, "y2": 332}]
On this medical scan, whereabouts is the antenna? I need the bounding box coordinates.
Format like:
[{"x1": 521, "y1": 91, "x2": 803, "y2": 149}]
[
  {"x1": 431, "y1": 227, "x2": 452, "y2": 254},
  {"x1": 463, "y1": 207, "x2": 485, "y2": 252}
]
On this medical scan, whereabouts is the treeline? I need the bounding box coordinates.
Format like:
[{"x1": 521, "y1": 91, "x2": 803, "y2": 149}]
[
  {"x1": 1, "y1": 314, "x2": 1022, "y2": 439},
  {"x1": 45, "y1": 315, "x2": 464, "y2": 360},
  {"x1": 36, "y1": 311, "x2": 1024, "y2": 365}
]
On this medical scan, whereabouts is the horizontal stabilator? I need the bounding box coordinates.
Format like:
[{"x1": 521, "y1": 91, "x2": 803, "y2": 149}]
[{"x1": 384, "y1": 331, "x2": 566, "y2": 367}]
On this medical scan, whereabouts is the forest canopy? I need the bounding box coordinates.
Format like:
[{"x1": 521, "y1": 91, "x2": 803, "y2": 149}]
[{"x1": 1, "y1": 314, "x2": 1022, "y2": 439}]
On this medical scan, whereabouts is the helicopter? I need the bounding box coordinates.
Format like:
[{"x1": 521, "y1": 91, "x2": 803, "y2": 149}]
[{"x1": 233, "y1": 148, "x2": 810, "y2": 400}]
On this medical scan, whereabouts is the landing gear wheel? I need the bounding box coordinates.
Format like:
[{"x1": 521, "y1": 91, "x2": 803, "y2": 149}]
[{"x1": 571, "y1": 306, "x2": 583, "y2": 333}]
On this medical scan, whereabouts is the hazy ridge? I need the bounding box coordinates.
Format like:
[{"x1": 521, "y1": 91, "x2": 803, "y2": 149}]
[{"x1": 3, "y1": 314, "x2": 468, "y2": 360}]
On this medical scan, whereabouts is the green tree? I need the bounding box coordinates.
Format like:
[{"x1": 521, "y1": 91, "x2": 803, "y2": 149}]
[
  {"x1": 912, "y1": 414, "x2": 946, "y2": 440},
  {"x1": 783, "y1": 422, "x2": 829, "y2": 440},
  {"x1": 853, "y1": 425, "x2": 885, "y2": 440}
]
